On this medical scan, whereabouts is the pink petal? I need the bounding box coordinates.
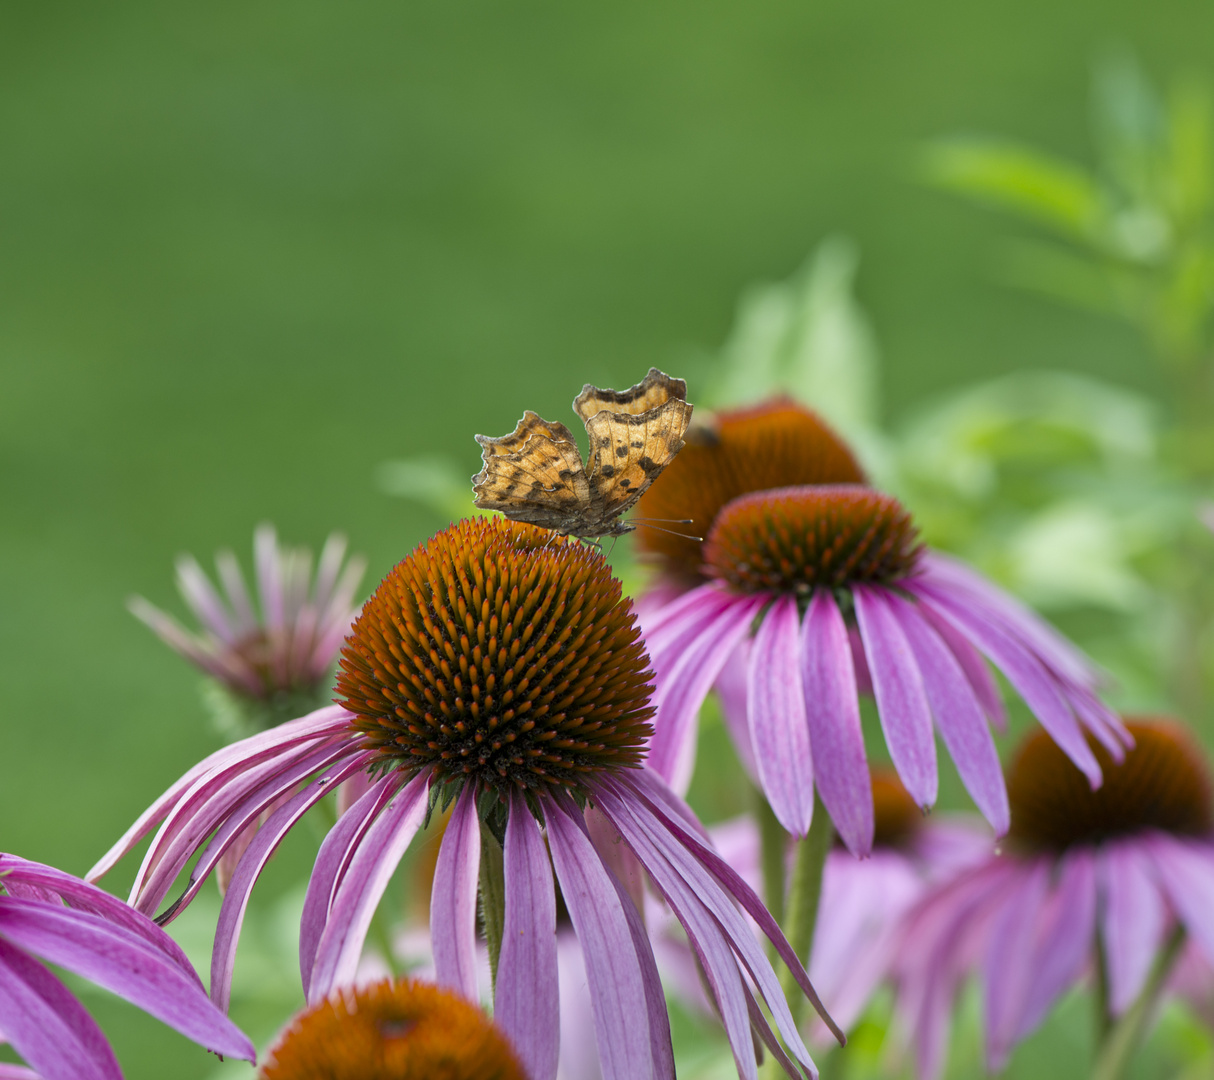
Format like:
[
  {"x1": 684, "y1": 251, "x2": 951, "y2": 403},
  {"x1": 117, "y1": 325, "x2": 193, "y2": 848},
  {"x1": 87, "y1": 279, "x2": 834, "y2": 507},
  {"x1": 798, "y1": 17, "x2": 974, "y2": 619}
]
[
  {"x1": 545, "y1": 793, "x2": 658, "y2": 1080},
  {"x1": 300, "y1": 774, "x2": 403, "y2": 994},
  {"x1": 430, "y1": 786, "x2": 482, "y2": 1003},
  {"x1": 801, "y1": 591, "x2": 872, "y2": 856},
  {"x1": 747, "y1": 594, "x2": 815, "y2": 837},
  {"x1": 647, "y1": 594, "x2": 765, "y2": 793},
  {"x1": 495, "y1": 789, "x2": 560, "y2": 1080},
  {"x1": 853, "y1": 587, "x2": 938, "y2": 809},
  {"x1": 890, "y1": 597, "x2": 1008, "y2": 834},
  {"x1": 1146, "y1": 834, "x2": 1214, "y2": 964},
  {"x1": 1100, "y1": 840, "x2": 1167, "y2": 1014},
  {"x1": 0, "y1": 938, "x2": 120, "y2": 1080},
  {"x1": 713, "y1": 641, "x2": 759, "y2": 784},
  {"x1": 210, "y1": 755, "x2": 370, "y2": 1011},
  {"x1": 916, "y1": 603, "x2": 1007, "y2": 730},
  {"x1": 307, "y1": 773, "x2": 430, "y2": 1003},
  {"x1": 0, "y1": 899, "x2": 253, "y2": 1061}
]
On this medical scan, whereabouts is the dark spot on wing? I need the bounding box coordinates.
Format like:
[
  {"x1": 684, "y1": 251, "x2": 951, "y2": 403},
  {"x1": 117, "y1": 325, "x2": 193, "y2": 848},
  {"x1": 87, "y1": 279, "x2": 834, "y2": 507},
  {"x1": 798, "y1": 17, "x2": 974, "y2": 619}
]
[
  {"x1": 631, "y1": 440, "x2": 644, "y2": 449},
  {"x1": 600, "y1": 465, "x2": 616, "y2": 478},
  {"x1": 615, "y1": 445, "x2": 629, "y2": 458},
  {"x1": 638, "y1": 456, "x2": 661, "y2": 476},
  {"x1": 619, "y1": 478, "x2": 631, "y2": 488}
]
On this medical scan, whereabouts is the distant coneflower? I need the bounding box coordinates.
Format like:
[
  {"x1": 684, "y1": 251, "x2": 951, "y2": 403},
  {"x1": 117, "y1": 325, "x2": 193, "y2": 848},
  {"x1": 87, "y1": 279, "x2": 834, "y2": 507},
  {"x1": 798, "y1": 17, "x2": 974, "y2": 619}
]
[
  {"x1": 91, "y1": 517, "x2": 837, "y2": 1080},
  {"x1": 258, "y1": 978, "x2": 525, "y2": 1080},
  {"x1": 893, "y1": 720, "x2": 1214, "y2": 1078},
  {"x1": 129, "y1": 524, "x2": 365, "y2": 734},
  {"x1": 634, "y1": 400, "x2": 1128, "y2": 852},
  {"x1": 0, "y1": 854, "x2": 253, "y2": 1080}
]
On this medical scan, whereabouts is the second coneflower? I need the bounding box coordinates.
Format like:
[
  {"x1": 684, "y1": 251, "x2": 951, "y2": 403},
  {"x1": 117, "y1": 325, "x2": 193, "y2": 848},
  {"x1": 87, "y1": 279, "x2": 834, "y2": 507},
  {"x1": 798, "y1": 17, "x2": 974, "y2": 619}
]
[
  {"x1": 634, "y1": 400, "x2": 1129, "y2": 852},
  {"x1": 90, "y1": 517, "x2": 837, "y2": 1080}
]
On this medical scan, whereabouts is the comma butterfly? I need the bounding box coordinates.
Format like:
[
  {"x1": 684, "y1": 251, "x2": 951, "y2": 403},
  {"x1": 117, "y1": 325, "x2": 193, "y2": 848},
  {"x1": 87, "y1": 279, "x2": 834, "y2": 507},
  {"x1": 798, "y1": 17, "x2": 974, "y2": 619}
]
[{"x1": 472, "y1": 368, "x2": 693, "y2": 539}]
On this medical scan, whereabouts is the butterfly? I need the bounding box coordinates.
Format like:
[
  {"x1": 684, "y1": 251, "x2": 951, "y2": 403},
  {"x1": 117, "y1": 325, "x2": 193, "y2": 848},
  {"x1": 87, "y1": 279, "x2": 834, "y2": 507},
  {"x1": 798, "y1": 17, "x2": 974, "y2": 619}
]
[{"x1": 472, "y1": 368, "x2": 693, "y2": 539}]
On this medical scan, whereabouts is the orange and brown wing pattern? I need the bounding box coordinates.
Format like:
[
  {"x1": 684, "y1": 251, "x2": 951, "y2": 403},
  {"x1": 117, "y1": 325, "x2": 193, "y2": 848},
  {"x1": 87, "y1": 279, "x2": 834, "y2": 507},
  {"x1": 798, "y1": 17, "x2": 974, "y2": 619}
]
[
  {"x1": 472, "y1": 411, "x2": 592, "y2": 532},
  {"x1": 578, "y1": 370, "x2": 693, "y2": 519}
]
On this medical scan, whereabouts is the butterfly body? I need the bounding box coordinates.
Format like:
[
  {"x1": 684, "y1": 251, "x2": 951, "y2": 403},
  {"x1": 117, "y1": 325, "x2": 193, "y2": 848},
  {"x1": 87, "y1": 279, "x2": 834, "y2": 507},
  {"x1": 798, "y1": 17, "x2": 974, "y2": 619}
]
[{"x1": 472, "y1": 368, "x2": 693, "y2": 539}]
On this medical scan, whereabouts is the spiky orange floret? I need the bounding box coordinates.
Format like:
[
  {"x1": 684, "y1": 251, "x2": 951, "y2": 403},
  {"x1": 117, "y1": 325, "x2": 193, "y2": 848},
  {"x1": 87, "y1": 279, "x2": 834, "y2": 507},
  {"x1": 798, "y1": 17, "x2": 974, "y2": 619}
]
[
  {"x1": 703, "y1": 485, "x2": 922, "y2": 593},
  {"x1": 635, "y1": 400, "x2": 866, "y2": 580},
  {"x1": 336, "y1": 518, "x2": 655, "y2": 792},
  {"x1": 1007, "y1": 719, "x2": 1214, "y2": 853},
  {"x1": 259, "y1": 978, "x2": 526, "y2": 1080}
]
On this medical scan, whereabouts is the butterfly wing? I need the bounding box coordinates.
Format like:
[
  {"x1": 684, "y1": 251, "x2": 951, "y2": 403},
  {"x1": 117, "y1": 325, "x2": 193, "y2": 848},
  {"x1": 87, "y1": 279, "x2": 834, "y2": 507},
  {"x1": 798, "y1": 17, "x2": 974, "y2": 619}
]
[
  {"x1": 576, "y1": 370, "x2": 693, "y2": 524},
  {"x1": 472, "y1": 411, "x2": 593, "y2": 531}
]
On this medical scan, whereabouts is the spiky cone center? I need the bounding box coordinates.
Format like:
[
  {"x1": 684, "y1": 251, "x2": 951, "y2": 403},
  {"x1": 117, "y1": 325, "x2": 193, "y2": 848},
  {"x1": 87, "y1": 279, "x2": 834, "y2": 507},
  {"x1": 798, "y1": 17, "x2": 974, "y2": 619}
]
[
  {"x1": 1007, "y1": 719, "x2": 1214, "y2": 853},
  {"x1": 336, "y1": 517, "x2": 655, "y2": 793},
  {"x1": 634, "y1": 400, "x2": 866, "y2": 581},
  {"x1": 259, "y1": 978, "x2": 526, "y2": 1080},
  {"x1": 703, "y1": 485, "x2": 922, "y2": 593}
]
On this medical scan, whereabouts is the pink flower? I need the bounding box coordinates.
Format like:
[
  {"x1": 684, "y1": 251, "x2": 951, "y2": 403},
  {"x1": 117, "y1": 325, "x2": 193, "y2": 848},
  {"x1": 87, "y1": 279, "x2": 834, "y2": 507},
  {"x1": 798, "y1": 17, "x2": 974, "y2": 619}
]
[
  {"x1": 0, "y1": 855, "x2": 253, "y2": 1080},
  {"x1": 892, "y1": 719, "x2": 1214, "y2": 1078},
  {"x1": 91, "y1": 518, "x2": 838, "y2": 1080},
  {"x1": 129, "y1": 524, "x2": 365, "y2": 726},
  {"x1": 632, "y1": 401, "x2": 1128, "y2": 852}
]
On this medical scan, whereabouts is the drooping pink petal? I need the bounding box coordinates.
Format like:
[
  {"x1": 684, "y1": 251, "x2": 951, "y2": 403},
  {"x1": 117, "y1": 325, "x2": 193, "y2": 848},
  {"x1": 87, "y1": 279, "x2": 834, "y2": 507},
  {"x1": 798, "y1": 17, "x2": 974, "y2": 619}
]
[
  {"x1": 214, "y1": 787, "x2": 301, "y2": 898},
  {"x1": 211, "y1": 755, "x2": 371, "y2": 1011},
  {"x1": 640, "y1": 582, "x2": 735, "y2": 662},
  {"x1": 747, "y1": 595, "x2": 815, "y2": 837},
  {"x1": 139, "y1": 739, "x2": 354, "y2": 917},
  {"x1": 0, "y1": 938, "x2": 119, "y2": 1080},
  {"x1": 594, "y1": 776, "x2": 821, "y2": 1069},
  {"x1": 255, "y1": 523, "x2": 285, "y2": 633},
  {"x1": 744, "y1": 987, "x2": 813, "y2": 1080},
  {"x1": 0, "y1": 1064, "x2": 41, "y2": 1079},
  {"x1": 0, "y1": 857, "x2": 199, "y2": 985},
  {"x1": 495, "y1": 789, "x2": 560, "y2": 1080},
  {"x1": 306, "y1": 773, "x2": 430, "y2": 1004},
  {"x1": 890, "y1": 597, "x2": 1008, "y2": 834},
  {"x1": 87, "y1": 706, "x2": 353, "y2": 886},
  {"x1": 620, "y1": 769, "x2": 840, "y2": 1042},
  {"x1": 1013, "y1": 849, "x2": 1096, "y2": 1042},
  {"x1": 300, "y1": 772, "x2": 402, "y2": 994},
  {"x1": 335, "y1": 766, "x2": 376, "y2": 817},
  {"x1": 647, "y1": 593, "x2": 765, "y2": 793},
  {"x1": 983, "y1": 859, "x2": 1050, "y2": 1071},
  {"x1": 545, "y1": 793, "x2": 658, "y2": 1080},
  {"x1": 853, "y1": 587, "x2": 938, "y2": 810},
  {"x1": 1099, "y1": 840, "x2": 1167, "y2": 1014},
  {"x1": 801, "y1": 590, "x2": 873, "y2": 856},
  {"x1": 916, "y1": 603, "x2": 1007, "y2": 730},
  {"x1": 0, "y1": 899, "x2": 254, "y2": 1061},
  {"x1": 1146, "y1": 834, "x2": 1214, "y2": 964},
  {"x1": 430, "y1": 786, "x2": 482, "y2": 1003},
  {"x1": 214, "y1": 549, "x2": 258, "y2": 635},
  {"x1": 911, "y1": 587, "x2": 1104, "y2": 786}
]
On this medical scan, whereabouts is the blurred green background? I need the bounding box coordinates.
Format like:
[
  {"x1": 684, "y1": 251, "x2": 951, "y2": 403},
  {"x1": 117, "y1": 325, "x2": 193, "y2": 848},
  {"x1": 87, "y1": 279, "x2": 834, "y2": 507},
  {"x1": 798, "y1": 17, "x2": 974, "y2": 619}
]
[{"x1": 3, "y1": 1, "x2": 1213, "y2": 1075}]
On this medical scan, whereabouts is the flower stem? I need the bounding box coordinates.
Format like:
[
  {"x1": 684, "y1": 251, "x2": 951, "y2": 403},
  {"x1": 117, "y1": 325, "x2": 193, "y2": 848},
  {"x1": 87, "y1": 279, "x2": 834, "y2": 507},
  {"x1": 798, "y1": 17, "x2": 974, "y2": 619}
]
[
  {"x1": 779, "y1": 794, "x2": 832, "y2": 1026},
  {"x1": 479, "y1": 823, "x2": 507, "y2": 996},
  {"x1": 757, "y1": 789, "x2": 787, "y2": 930},
  {"x1": 1091, "y1": 926, "x2": 1185, "y2": 1080}
]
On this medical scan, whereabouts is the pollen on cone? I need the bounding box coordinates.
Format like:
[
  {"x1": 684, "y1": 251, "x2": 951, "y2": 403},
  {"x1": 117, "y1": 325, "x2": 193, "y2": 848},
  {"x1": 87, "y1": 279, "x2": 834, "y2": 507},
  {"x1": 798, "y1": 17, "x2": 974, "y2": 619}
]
[
  {"x1": 259, "y1": 978, "x2": 526, "y2": 1080},
  {"x1": 635, "y1": 400, "x2": 866, "y2": 579},
  {"x1": 336, "y1": 517, "x2": 655, "y2": 792},
  {"x1": 1007, "y1": 719, "x2": 1214, "y2": 853}
]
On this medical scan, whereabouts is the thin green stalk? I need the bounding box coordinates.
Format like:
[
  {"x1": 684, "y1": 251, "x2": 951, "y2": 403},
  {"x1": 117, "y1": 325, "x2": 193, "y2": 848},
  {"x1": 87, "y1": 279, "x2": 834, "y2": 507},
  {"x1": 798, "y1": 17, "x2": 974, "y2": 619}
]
[
  {"x1": 479, "y1": 823, "x2": 507, "y2": 995},
  {"x1": 757, "y1": 790, "x2": 787, "y2": 930},
  {"x1": 1091, "y1": 926, "x2": 1185, "y2": 1080},
  {"x1": 1093, "y1": 933, "x2": 1112, "y2": 1043},
  {"x1": 779, "y1": 795, "x2": 832, "y2": 1026}
]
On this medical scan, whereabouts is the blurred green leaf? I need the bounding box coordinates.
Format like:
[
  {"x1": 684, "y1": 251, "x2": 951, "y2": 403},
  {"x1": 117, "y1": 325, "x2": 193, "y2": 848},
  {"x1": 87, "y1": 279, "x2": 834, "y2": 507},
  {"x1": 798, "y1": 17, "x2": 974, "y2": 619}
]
[{"x1": 922, "y1": 140, "x2": 1107, "y2": 243}]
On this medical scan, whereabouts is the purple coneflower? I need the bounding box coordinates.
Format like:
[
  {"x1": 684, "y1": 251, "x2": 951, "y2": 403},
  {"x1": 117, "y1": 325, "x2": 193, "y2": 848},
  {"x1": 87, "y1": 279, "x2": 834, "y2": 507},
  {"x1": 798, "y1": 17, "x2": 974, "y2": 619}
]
[
  {"x1": 129, "y1": 524, "x2": 365, "y2": 731},
  {"x1": 0, "y1": 854, "x2": 253, "y2": 1080},
  {"x1": 91, "y1": 517, "x2": 838, "y2": 1080},
  {"x1": 258, "y1": 977, "x2": 525, "y2": 1080},
  {"x1": 893, "y1": 719, "x2": 1214, "y2": 1078},
  {"x1": 634, "y1": 400, "x2": 1129, "y2": 851}
]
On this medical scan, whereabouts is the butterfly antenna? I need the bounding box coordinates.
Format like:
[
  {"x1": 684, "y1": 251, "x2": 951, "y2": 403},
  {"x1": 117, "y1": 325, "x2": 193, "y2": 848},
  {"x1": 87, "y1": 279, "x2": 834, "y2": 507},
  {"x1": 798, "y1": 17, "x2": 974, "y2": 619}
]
[
  {"x1": 628, "y1": 517, "x2": 695, "y2": 525},
  {"x1": 629, "y1": 522, "x2": 704, "y2": 542}
]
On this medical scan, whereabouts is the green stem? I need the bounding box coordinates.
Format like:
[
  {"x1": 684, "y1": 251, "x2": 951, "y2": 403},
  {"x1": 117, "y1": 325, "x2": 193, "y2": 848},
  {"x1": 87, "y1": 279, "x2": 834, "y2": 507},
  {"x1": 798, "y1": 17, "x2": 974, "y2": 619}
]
[
  {"x1": 757, "y1": 790, "x2": 787, "y2": 930},
  {"x1": 479, "y1": 823, "x2": 507, "y2": 995},
  {"x1": 1091, "y1": 926, "x2": 1185, "y2": 1080},
  {"x1": 1093, "y1": 932, "x2": 1112, "y2": 1043},
  {"x1": 779, "y1": 795, "x2": 832, "y2": 1026}
]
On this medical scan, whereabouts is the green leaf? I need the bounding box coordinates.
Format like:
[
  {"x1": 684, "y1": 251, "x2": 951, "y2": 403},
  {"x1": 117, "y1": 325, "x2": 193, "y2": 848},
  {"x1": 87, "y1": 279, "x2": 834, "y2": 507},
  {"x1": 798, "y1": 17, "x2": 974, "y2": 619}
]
[{"x1": 922, "y1": 139, "x2": 1107, "y2": 242}]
